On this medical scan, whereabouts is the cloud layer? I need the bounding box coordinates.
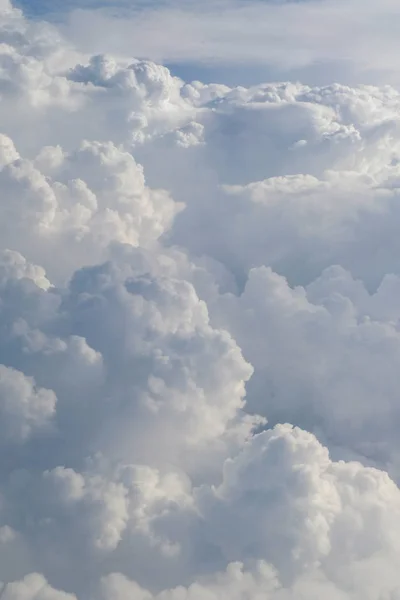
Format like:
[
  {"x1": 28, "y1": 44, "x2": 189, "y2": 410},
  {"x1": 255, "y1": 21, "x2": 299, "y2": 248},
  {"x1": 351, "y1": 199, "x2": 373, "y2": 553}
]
[
  {"x1": 2, "y1": 2, "x2": 400, "y2": 600},
  {"x1": 56, "y1": 0, "x2": 400, "y2": 87}
]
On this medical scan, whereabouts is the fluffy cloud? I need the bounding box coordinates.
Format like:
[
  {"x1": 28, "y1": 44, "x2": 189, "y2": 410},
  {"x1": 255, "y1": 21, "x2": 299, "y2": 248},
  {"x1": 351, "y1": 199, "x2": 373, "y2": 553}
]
[
  {"x1": 0, "y1": 134, "x2": 180, "y2": 282},
  {"x1": 0, "y1": 365, "x2": 56, "y2": 443},
  {"x1": 2, "y1": 2, "x2": 400, "y2": 600},
  {"x1": 0, "y1": 247, "x2": 256, "y2": 468},
  {"x1": 100, "y1": 425, "x2": 400, "y2": 600},
  {"x1": 0, "y1": 245, "x2": 256, "y2": 592},
  {"x1": 210, "y1": 265, "x2": 400, "y2": 474},
  {"x1": 0, "y1": 574, "x2": 76, "y2": 600},
  {"x1": 165, "y1": 84, "x2": 400, "y2": 290}
]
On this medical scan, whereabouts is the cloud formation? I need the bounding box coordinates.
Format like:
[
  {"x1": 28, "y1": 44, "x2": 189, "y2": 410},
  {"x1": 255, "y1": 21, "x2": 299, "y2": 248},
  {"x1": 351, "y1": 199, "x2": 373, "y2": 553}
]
[
  {"x1": 2, "y1": 2, "x2": 400, "y2": 600},
  {"x1": 57, "y1": 0, "x2": 400, "y2": 87}
]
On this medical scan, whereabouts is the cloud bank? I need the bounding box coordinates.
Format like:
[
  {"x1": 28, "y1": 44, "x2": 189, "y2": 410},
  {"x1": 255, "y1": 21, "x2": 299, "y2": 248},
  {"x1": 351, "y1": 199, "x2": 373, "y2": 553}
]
[
  {"x1": 57, "y1": 0, "x2": 400, "y2": 87},
  {"x1": 2, "y1": 2, "x2": 400, "y2": 600}
]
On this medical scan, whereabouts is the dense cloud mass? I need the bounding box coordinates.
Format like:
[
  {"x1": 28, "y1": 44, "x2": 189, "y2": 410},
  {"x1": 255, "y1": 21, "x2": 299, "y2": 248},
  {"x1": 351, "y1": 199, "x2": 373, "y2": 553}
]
[{"x1": 2, "y1": 2, "x2": 400, "y2": 599}]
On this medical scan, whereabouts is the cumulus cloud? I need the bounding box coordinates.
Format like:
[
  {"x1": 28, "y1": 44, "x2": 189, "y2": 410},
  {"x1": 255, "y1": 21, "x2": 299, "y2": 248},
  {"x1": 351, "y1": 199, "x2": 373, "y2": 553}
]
[
  {"x1": 0, "y1": 574, "x2": 76, "y2": 600},
  {"x1": 0, "y1": 134, "x2": 181, "y2": 282},
  {"x1": 100, "y1": 425, "x2": 400, "y2": 600},
  {"x1": 2, "y1": 2, "x2": 400, "y2": 600},
  {"x1": 0, "y1": 365, "x2": 56, "y2": 443},
  {"x1": 210, "y1": 265, "x2": 400, "y2": 473}
]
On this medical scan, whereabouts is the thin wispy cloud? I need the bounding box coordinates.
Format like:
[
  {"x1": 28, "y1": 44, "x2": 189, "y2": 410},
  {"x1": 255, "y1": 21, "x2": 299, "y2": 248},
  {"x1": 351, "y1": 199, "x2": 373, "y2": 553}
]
[{"x1": 37, "y1": 0, "x2": 398, "y2": 86}]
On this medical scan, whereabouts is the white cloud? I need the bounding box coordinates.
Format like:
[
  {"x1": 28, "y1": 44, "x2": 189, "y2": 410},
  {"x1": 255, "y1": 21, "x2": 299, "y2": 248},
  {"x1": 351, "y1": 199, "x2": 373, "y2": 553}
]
[
  {"x1": 210, "y1": 264, "x2": 400, "y2": 474},
  {"x1": 60, "y1": 0, "x2": 400, "y2": 87},
  {"x1": 162, "y1": 83, "x2": 400, "y2": 290},
  {"x1": 0, "y1": 574, "x2": 76, "y2": 600},
  {"x1": 100, "y1": 425, "x2": 400, "y2": 600},
  {"x1": 2, "y1": 3, "x2": 400, "y2": 600},
  {"x1": 0, "y1": 134, "x2": 181, "y2": 282},
  {"x1": 0, "y1": 365, "x2": 56, "y2": 443}
]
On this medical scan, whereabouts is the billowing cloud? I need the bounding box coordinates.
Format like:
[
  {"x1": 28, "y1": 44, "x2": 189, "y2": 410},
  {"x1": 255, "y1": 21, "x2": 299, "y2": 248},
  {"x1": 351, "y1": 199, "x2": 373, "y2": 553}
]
[
  {"x1": 100, "y1": 425, "x2": 400, "y2": 600},
  {"x1": 1, "y1": 2, "x2": 400, "y2": 600},
  {"x1": 0, "y1": 364, "x2": 56, "y2": 443},
  {"x1": 0, "y1": 574, "x2": 76, "y2": 600},
  {"x1": 210, "y1": 264, "x2": 400, "y2": 474}
]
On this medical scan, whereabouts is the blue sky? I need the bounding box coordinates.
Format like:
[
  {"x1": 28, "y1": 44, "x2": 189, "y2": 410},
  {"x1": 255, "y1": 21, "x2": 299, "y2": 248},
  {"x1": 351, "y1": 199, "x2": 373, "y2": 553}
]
[{"x1": 14, "y1": 0, "x2": 128, "y2": 16}]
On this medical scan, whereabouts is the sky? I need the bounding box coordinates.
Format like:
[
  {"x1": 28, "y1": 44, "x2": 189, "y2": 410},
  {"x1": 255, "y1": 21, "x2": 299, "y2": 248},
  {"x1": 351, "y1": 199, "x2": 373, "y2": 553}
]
[
  {"x1": 13, "y1": 0, "x2": 400, "y2": 86},
  {"x1": 2, "y1": 1, "x2": 400, "y2": 600}
]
